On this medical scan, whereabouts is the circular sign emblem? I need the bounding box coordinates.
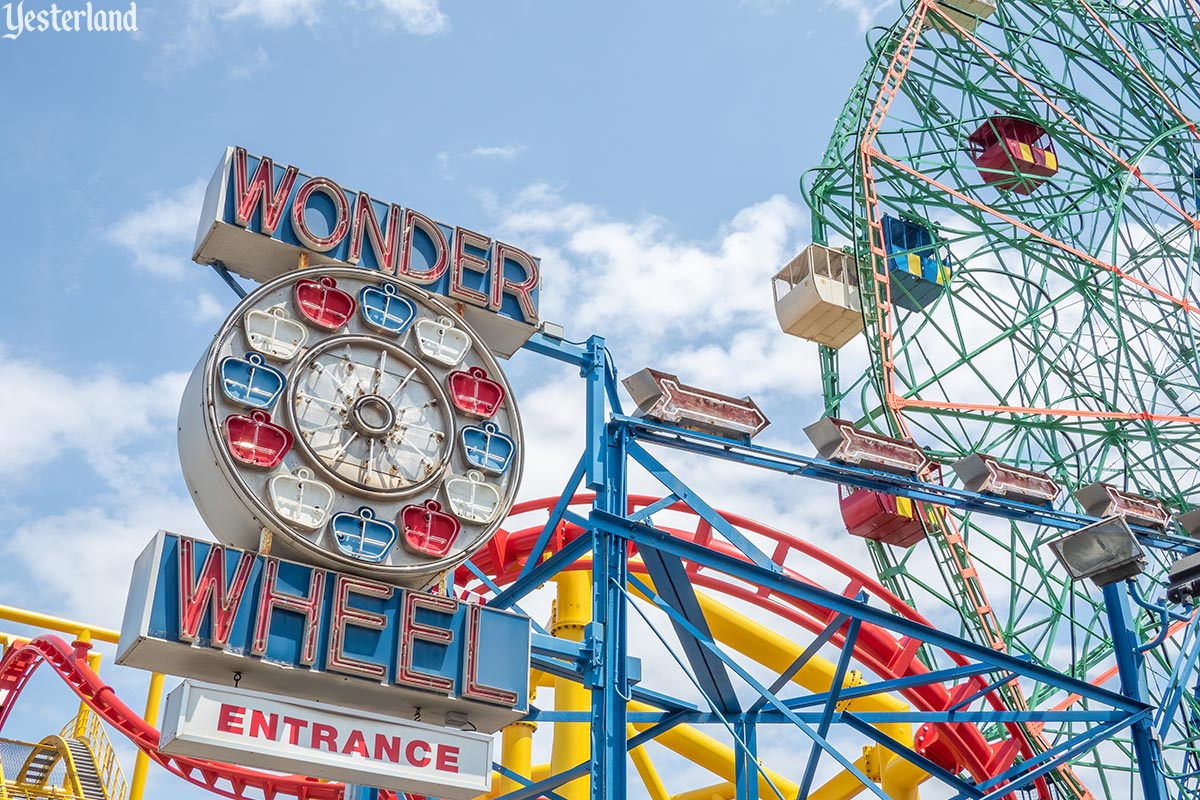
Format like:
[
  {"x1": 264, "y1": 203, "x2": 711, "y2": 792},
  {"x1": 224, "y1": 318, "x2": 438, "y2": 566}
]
[{"x1": 179, "y1": 268, "x2": 524, "y2": 586}]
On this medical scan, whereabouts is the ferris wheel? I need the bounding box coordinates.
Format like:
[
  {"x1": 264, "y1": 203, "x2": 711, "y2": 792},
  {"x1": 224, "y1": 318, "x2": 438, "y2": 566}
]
[{"x1": 777, "y1": 0, "x2": 1200, "y2": 795}]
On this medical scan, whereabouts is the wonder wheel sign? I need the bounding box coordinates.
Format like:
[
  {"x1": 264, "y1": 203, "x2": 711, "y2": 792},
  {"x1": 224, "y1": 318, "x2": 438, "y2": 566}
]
[{"x1": 115, "y1": 147, "x2": 537, "y2": 798}]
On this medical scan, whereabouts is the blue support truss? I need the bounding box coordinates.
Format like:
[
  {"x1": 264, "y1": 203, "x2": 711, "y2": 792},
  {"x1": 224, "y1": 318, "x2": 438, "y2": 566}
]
[{"x1": 489, "y1": 332, "x2": 1186, "y2": 800}]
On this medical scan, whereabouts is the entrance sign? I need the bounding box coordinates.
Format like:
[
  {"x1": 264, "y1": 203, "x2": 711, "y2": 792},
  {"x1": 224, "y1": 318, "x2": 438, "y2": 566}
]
[
  {"x1": 193, "y1": 147, "x2": 540, "y2": 357},
  {"x1": 177, "y1": 268, "x2": 524, "y2": 586},
  {"x1": 117, "y1": 532, "x2": 531, "y2": 734},
  {"x1": 160, "y1": 681, "x2": 493, "y2": 799}
]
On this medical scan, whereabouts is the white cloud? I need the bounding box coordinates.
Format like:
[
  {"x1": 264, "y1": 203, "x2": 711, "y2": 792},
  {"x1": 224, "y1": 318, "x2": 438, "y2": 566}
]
[
  {"x1": 366, "y1": 0, "x2": 449, "y2": 35},
  {"x1": 0, "y1": 346, "x2": 199, "y2": 624},
  {"x1": 2, "y1": 494, "x2": 206, "y2": 625},
  {"x1": 105, "y1": 180, "x2": 205, "y2": 278},
  {"x1": 469, "y1": 144, "x2": 528, "y2": 162},
  {"x1": 157, "y1": 0, "x2": 447, "y2": 72},
  {"x1": 436, "y1": 150, "x2": 454, "y2": 181},
  {"x1": 822, "y1": 0, "x2": 892, "y2": 31},
  {"x1": 220, "y1": 0, "x2": 321, "y2": 26},
  {"x1": 489, "y1": 183, "x2": 806, "y2": 352},
  {"x1": 0, "y1": 347, "x2": 187, "y2": 480},
  {"x1": 227, "y1": 45, "x2": 271, "y2": 80},
  {"x1": 190, "y1": 291, "x2": 228, "y2": 322}
]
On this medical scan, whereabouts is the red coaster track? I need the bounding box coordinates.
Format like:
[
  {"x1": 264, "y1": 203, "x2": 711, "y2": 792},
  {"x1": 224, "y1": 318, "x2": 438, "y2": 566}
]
[{"x1": 0, "y1": 495, "x2": 1029, "y2": 799}]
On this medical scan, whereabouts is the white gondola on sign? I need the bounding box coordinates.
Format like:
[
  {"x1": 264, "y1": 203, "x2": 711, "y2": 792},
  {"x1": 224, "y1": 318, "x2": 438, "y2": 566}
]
[
  {"x1": 244, "y1": 305, "x2": 309, "y2": 361},
  {"x1": 444, "y1": 471, "x2": 502, "y2": 524},
  {"x1": 268, "y1": 468, "x2": 335, "y2": 530},
  {"x1": 414, "y1": 316, "x2": 471, "y2": 367}
]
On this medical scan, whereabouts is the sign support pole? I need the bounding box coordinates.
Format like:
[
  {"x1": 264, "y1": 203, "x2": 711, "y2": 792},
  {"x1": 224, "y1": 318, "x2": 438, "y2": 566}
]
[
  {"x1": 585, "y1": 336, "x2": 629, "y2": 800},
  {"x1": 1102, "y1": 581, "x2": 1169, "y2": 800}
]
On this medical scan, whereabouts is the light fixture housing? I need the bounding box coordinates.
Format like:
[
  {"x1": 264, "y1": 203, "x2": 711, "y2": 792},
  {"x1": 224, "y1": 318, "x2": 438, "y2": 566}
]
[
  {"x1": 1167, "y1": 552, "x2": 1200, "y2": 605},
  {"x1": 623, "y1": 368, "x2": 769, "y2": 440},
  {"x1": 952, "y1": 453, "x2": 1061, "y2": 506},
  {"x1": 1177, "y1": 508, "x2": 1200, "y2": 538},
  {"x1": 1074, "y1": 482, "x2": 1170, "y2": 530},
  {"x1": 804, "y1": 418, "x2": 932, "y2": 476},
  {"x1": 1046, "y1": 516, "x2": 1147, "y2": 587}
]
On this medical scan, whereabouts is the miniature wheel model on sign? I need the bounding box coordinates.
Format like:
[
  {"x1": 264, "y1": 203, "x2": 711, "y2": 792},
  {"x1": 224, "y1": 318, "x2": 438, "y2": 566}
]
[{"x1": 178, "y1": 267, "x2": 523, "y2": 586}]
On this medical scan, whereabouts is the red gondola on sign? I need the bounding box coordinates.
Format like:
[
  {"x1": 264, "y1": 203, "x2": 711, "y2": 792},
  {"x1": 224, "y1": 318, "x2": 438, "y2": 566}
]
[
  {"x1": 224, "y1": 410, "x2": 293, "y2": 468},
  {"x1": 448, "y1": 367, "x2": 505, "y2": 419},
  {"x1": 294, "y1": 275, "x2": 356, "y2": 330},
  {"x1": 967, "y1": 116, "x2": 1058, "y2": 195},
  {"x1": 400, "y1": 499, "x2": 461, "y2": 558}
]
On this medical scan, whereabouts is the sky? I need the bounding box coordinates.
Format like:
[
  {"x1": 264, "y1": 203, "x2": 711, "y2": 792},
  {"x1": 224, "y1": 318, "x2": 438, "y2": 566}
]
[{"x1": 0, "y1": 0, "x2": 937, "y2": 798}]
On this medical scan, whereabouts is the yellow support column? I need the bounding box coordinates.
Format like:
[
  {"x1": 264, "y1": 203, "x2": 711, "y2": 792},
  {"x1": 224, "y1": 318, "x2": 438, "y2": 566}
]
[
  {"x1": 501, "y1": 721, "x2": 537, "y2": 794},
  {"x1": 129, "y1": 672, "x2": 164, "y2": 800},
  {"x1": 550, "y1": 571, "x2": 592, "y2": 800},
  {"x1": 627, "y1": 724, "x2": 669, "y2": 800}
]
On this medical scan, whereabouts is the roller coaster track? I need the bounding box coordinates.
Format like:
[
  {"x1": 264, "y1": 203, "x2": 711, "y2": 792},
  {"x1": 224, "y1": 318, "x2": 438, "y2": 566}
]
[
  {"x1": 0, "y1": 494, "x2": 1067, "y2": 800},
  {"x1": 0, "y1": 635, "x2": 345, "y2": 800}
]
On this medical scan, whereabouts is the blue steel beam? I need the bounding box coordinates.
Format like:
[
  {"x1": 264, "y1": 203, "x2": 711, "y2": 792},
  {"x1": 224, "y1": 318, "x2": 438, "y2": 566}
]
[
  {"x1": 598, "y1": 510, "x2": 1148, "y2": 713},
  {"x1": 616, "y1": 416, "x2": 1197, "y2": 553},
  {"x1": 626, "y1": 440, "x2": 780, "y2": 572},
  {"x1": 515, "y1": 453, "x2": 588, "y2": 583},
  {"x1": 591, "y1": 384, "x2": 629, "y2": 800},
  {"x1": 747, "y1": 612, "x2": 851, "y2": 714},
  {"x1": 783, "y1": 659, "x2": 1010, "y2": 710},
  {"x1": 1103, "y1": 581, "x2": 1170, "y2": 800},
  {"x1": 622, "y1": 575, "x2": 891, "y2": 800},
  {"x1": 639, "y1": 545, "x2": 741, "y2": 714},
  {"x1": 488, "y1": 712, "x2": 688, "y2": 800},
  {"x1": 797, "y1": 616, "x2": 861, "y2": 800}
]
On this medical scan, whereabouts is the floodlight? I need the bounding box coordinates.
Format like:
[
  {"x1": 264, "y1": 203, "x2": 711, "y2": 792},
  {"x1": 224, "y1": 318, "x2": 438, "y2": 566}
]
[
  {"x1": 1168, "y1": 553, "x2": 1200, "y2": 605},
  {"x1": 952, "y1": 453, "x2": 1061, "y2": 505},
  {"x1": 1046, "y1": 516, "x2": 1147, "y2": 587},
  {"x1": 804, "y1": 417, "x2": 932, "y2": 476}
]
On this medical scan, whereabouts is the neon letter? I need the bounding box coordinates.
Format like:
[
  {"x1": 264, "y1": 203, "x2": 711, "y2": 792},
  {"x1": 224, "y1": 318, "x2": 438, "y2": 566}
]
[
  {"x1": 291, "y1": 177, "x2": 351, "y2": 253},
  {"x1": 251, "y1": 558, "x2": 326, "y2": 666},
  {"x1": 232, "y1": 146, "x2": 298, "y2": 236},
  {"x1": 327, "y1": 573, "x2": 392, "y2": 680},
  {"x1": 395, "y1": 592, "x2": 456, "y2": 694},
  {"x1": 347, "y1": 193, "x2": 403, "y2": 272},
  {"x1": 177, "y1": 538, "x2": 255, "y2": 648},
  {"x1": 449, "y1": 226, "x2": 492, "y2": 308}
]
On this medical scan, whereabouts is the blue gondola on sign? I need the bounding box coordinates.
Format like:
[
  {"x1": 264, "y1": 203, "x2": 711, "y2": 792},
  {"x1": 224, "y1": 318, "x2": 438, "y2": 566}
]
[
  {"x1": 220, "y1": 353, "x2": 286, "y2": 410},
  {"x1": 359, "y1": 282, "x2": 418, "y2": 335},
  {"x1": 880, "y1": 215, "x2": 951, "y2": 311},
  {"x1": 329, "y1": 506, "x2": 398, "y2": 563},
  {"x1": 461, "y1": 422, "x2": 515, "y2": 475}
]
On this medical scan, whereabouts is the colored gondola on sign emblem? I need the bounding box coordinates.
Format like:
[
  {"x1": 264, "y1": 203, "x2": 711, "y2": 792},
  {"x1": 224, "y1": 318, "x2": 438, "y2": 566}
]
[
  {"x1": 414, "y1": 316, "x2": 470, "y2": 367},
  {"x1": 444, "y1": 470, "x2": 503, "y2": 524},
  {"x1": 243, "y1": 305, "x2": 308, "y2": 361},
  {"x1": 224, "y1": 410, "x2": 293, "y2": 468},
  {"x1": 294, "y1": 275, "x2": 356, "y2": 330},
  {"x1": 448, "y1": 367, "x2": 505, "y2": 418},
  {"x1": 330, "y1": 506, "x2": 398, "y2": 563},
  {"x1": 269, "y1": 467, "x2": 335, "y2": 530},
  {"x1": 359, "y1": 282, "x2": 417, "y2": 335},
  {"x1": 400, "y1": 499, "x2": 460, "y2": 557},
  {"x1": 220, "y1": 353, "x2": 286, "y2": 410},
  {"x1": 461, "y1": 421, "x2": 515, "y2": 475}
]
